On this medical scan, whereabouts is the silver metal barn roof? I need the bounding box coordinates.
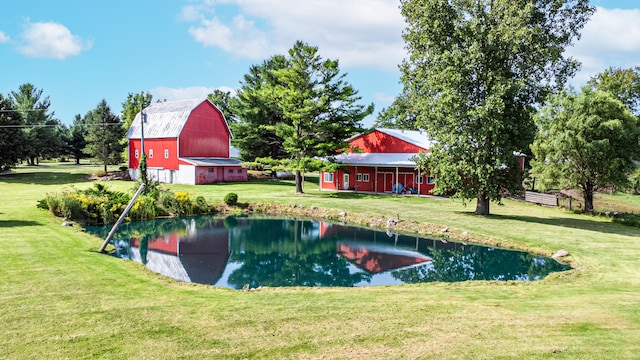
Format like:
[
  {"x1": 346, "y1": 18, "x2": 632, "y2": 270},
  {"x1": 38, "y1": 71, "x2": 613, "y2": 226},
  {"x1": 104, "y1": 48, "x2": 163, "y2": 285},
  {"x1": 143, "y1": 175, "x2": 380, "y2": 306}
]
[
  {"x1": 331, "y1": 152, "x2": 422, "y2": 167},
  {"x1": 127, "y1": 98, "x2": 229, "y2": 139}
]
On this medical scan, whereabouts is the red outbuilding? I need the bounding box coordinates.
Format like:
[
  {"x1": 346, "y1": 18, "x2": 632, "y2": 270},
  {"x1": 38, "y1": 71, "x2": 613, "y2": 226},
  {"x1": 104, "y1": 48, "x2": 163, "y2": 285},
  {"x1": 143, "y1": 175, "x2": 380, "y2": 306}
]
[
  {"x1": 319, "y1": 128, "x2": 436, "y2": 195},
  {"x1": 127, "y1": 98, "x2": 247, "y2": 185}
]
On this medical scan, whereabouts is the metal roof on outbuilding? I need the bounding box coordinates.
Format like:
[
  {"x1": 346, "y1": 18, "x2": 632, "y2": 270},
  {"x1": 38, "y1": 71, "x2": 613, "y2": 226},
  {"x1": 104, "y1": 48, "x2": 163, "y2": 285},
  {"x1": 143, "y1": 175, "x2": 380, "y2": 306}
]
[
  {"x1": 331, "y1": 152, "x2": 421, "y2": 167},
  {"x1": 375, "y1": 128, "x2": 434, "y2": 150},
  {"x1": 127, "y1": 98, "x2": 228, "y2": 139},
  {"x1": 180, "y1": 158, "x2": 243, "y2": 166}
]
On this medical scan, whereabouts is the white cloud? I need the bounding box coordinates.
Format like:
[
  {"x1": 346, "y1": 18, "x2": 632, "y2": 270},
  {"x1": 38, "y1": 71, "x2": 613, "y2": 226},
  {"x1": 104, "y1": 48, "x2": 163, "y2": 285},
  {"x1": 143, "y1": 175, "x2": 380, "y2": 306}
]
[
  {"x1": 182, "y1": 0, "x2": 405, "y2": 71},
  {"x1": 149, "y1": 86, "x2": 236, "y2": 101},
  {"x1": 17, "y1": 21, "x2": 92, "y2": 59},
  {"x1": 373, "y1": 92, "x2": 396, "y2": 104},
  {"x1": 567, "y1": 7, "x2": 640, "y2": 85},
  {"x1": 0, "y1": 31, "x2": 10, "y2": 44}
]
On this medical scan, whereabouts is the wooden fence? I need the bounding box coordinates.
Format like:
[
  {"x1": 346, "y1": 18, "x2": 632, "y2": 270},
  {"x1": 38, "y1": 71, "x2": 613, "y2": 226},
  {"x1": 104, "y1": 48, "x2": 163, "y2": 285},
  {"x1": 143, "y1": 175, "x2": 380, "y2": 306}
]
[
  {"x1": 525, "y1": 191, "x2": 580, "y2": 210},
  {"x1": 525, "y1": 191, "x2": 558, "y2": 207}
]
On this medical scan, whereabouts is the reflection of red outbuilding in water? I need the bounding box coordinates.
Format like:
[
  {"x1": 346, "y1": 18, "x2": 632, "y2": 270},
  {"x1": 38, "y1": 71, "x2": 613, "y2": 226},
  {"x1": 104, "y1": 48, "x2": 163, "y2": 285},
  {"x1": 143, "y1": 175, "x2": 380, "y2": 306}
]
[
  {"x1": 319, "y1": 221, "x2": 432, "y2": 274},
  {"x1": 129, "y1": 219, "x2": 231, "y2": 284},
  {"x1": 337, "y1": 243, "x2": 432, "y2": 274}
]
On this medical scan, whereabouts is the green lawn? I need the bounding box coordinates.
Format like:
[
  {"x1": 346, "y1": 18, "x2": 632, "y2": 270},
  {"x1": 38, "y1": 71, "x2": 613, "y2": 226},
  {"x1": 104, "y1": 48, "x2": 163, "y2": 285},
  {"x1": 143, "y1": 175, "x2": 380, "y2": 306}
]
[{"x1": 1, "y1": 163, "x2": 639, "y2": 359}]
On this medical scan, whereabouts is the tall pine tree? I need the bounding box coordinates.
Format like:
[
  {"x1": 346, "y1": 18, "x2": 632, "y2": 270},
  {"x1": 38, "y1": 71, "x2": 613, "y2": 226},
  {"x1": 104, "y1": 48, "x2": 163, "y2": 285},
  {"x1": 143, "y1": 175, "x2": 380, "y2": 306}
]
[{"x1": 85, "y1": 100, "x2": 125, "y2": 172}]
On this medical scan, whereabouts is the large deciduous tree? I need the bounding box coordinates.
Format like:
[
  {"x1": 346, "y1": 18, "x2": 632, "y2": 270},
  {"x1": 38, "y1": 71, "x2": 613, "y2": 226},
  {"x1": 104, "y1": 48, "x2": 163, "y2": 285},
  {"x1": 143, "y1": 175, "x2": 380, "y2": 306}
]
[
  {"x1": 269, "y1": 41, "x2": 373, "y2": 193},
  {"x1": 0, "y1": 94, "x2": 25, "y2": 171},
  {"x1": 85, "y1": 100, "x2": 126, "y2": 172},
  {"x1": 208, "y1": 89, "x2": 237, "y2": 125},
  {"x1": 374, "y1": 91, "x2": 418, "y2": 130},
  {"x1": 530, "y1": 88, "x2": 640, "y2": 213},
  {"x1": 587, "y1": 66, "x2": 640, "y2": 118},
  {"x1": 400, "y1": 0, "x2": 594, "y2": 215},
  {"x1": 121, "y1": 92, "x2": 153, "y2": 132}
]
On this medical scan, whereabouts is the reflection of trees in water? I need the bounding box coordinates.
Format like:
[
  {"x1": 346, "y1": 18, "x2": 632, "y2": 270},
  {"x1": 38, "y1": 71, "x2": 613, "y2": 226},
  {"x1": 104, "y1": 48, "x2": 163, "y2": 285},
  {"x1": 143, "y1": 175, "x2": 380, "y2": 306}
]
[
  {"x1": 392, "y1": 247, "x2": 569, "y2": 283},
  {"x1": 88, "y1": 216, "x2": 222, "y2": 244},
  {"x1": 227, "y1": 218, "x2": 371, "y2": 289},
  {"x1": 88, "y1": 215, "x2": 569, "y2": 288}
]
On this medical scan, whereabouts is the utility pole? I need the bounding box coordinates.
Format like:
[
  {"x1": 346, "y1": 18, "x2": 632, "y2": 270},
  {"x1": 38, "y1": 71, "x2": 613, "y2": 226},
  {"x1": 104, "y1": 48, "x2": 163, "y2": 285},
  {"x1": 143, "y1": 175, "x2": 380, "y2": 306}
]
[{"x1": 140, "y1": 103, "x2": 146, "y2": 157}]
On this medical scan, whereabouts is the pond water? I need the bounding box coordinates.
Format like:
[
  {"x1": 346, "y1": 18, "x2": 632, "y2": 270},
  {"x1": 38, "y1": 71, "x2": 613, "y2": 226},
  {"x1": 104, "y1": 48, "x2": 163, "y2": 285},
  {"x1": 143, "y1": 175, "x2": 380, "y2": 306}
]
[{"x1": 86, "y1": 215, "x2": 570, "y2": 290}]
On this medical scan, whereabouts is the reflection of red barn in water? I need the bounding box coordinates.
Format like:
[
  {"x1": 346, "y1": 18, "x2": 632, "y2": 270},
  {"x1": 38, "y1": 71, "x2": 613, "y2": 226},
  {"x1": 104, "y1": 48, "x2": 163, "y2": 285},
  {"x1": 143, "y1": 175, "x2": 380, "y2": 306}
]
[
  {"x1": 128, "y1": 219, "x2": 231, "y2": 284},
  {"x1": 320, "y1": 222, "x2": 432, "y2": 274}
]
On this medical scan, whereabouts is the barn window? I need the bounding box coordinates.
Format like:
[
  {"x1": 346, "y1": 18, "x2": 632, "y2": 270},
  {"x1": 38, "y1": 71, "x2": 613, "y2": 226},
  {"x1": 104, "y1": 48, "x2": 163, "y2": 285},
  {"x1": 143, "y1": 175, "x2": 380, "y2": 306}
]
[
  {"x1": 208, "y1": 168, "x2": 214, "y2": 173},
  {"x1": 164, "y1": 149, "x2": 169, "y2": 158},
  {"x1": 363, "y1": 173, "x2": 370, "y2": 182},
  {"x1": 416, "y1": 175, "x2": 423, "y2": 184},
  {"x1": 324, "y1": 172, "x2": 334, "y2": 183},
  {"x1": 356, "y1": 173, "x2": 362, "y2": 182},
  {"x1": 149, "y1": 149, "x2": 153, "y2": 158},
  {"x1": 134, "y1": 150, "x2": 139, "y2": 159},
  {"x1": 237, "y1": 169, "x2": 243, "y2": 174},
  {"x1": 427, "y1": 176, "x2": 435, "y2": 184},
  {"x1": 228, "y1": 169, "x2": 233, "y2": 174}
]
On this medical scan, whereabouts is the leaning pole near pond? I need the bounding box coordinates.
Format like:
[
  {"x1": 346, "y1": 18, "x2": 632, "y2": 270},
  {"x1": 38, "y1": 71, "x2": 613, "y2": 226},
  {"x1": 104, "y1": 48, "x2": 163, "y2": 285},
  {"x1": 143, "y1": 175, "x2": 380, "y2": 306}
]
[{"x1": 99, "y1": 183, "x2": 146, "y2": 253}]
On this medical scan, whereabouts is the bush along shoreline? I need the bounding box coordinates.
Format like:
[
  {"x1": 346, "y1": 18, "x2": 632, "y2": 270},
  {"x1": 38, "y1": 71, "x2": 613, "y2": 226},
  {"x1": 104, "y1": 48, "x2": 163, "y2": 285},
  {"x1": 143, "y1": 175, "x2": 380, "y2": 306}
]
[{"x1": 37, "y1": 183, "x2": 213, "y2": 226}]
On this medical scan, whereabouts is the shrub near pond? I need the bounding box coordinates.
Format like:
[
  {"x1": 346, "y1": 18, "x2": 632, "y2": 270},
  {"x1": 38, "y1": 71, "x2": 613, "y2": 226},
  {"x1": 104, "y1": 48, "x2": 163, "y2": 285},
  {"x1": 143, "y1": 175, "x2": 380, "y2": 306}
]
[{"x1": 38, "y1": 183, "x2": 212, "y2": 225}]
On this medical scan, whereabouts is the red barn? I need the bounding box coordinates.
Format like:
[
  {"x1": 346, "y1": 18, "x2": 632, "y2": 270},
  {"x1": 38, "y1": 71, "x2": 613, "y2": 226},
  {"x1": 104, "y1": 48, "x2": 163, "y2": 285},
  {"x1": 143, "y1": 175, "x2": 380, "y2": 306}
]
[
  {"x1": 319, "y1": 128, "x2": 436, "y2": 195},
  {"x1": 127, "y1": 98, "x2": 247, "y2": 185}
]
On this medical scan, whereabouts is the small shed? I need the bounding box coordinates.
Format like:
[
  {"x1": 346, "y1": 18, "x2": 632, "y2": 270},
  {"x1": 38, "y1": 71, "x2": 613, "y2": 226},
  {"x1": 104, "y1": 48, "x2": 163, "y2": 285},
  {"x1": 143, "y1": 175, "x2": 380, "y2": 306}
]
[{"x1": 127, "y1": 98, "x2": 247, "y2": 185}]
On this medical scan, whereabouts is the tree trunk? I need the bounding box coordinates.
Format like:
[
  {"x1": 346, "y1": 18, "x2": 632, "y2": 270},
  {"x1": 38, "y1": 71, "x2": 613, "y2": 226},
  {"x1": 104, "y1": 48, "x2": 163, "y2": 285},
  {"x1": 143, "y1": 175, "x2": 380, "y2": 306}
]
[
  {"x1": 583, "y1": 188, "x2": 594, "y2": 214},
  {"x1": 295, "y1": 170, "x2": 304, "y2": 194},
  {"x1": 475, "y1": 193, "x2": 490, "y2": 215},
  {"x1": 103, "y1": 163, "x2": 107, "y2": 173}
]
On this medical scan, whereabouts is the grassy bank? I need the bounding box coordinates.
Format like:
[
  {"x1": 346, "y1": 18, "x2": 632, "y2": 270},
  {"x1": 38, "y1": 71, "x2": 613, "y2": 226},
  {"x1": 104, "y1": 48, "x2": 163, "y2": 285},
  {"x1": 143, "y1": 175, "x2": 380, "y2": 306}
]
[{"x1": 1, "y1": 163, "x2": 639, "y2": 359}]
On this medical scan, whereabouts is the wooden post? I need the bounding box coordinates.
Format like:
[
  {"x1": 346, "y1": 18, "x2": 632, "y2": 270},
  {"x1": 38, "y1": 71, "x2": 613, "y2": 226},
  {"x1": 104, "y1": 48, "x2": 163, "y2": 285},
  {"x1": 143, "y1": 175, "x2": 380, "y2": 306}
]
[{"x1": 99, "y1": 183, "x2": 146, "y2": 253}]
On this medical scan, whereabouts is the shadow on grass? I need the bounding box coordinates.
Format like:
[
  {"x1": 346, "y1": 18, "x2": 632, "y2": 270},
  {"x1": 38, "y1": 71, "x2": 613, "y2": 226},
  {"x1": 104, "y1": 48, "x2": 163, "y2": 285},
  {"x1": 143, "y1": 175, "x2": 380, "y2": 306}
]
[
  {"x1": 0, "y1": 220, "x2": 41, "y2": 228},
  {"x1": 458, "y1": 212, "x2": 640, "y2": 237},
  {"x1": 0, "y1": 172, "x2": 90, "y2": 185}
]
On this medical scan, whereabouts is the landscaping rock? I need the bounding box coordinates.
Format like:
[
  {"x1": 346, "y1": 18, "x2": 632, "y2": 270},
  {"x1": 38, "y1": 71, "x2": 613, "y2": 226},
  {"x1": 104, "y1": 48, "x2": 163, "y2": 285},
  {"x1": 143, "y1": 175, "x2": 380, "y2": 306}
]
[
  {"x1": 62, "y1": 222, "x2": 73, "y2": 227},
  {"x1": 338, "y1": 211, "x2": 347, "y2": 217}
]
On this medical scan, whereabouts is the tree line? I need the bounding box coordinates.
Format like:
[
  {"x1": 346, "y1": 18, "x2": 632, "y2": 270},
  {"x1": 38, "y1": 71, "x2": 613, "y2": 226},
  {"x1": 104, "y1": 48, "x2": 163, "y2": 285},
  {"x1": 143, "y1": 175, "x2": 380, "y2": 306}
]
[
  {"x1": 3, "y1": 0, "x2": 640, "y2": 215},
  {"x1": 0, "y1": 84, "x2": 130, "y2": 172}
]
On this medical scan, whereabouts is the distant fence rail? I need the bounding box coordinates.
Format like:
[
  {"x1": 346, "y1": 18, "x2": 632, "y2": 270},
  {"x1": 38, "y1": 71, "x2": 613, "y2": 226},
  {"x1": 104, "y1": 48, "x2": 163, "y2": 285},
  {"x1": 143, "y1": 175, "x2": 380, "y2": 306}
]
[
  {"x1": 525, "y1": 191, "x2": 558, "y2": 207},
  {"x1": 525, "y1": 191, "x2": 580, "y2": 210}
]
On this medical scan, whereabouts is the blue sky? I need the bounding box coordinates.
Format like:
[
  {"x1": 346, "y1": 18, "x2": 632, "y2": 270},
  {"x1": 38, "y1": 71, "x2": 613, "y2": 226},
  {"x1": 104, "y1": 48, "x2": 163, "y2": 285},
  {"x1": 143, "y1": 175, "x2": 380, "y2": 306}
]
[{"x1": 1, "y1": 0, "x2": 639, "y2": 127}]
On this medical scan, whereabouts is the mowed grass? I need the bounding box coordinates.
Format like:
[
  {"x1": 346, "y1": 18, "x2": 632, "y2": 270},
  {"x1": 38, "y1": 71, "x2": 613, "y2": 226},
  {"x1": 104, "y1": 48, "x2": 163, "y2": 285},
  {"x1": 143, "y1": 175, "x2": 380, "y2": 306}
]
[{"x1": 1, "y1": 163, "x2": 640, "y2": 359}]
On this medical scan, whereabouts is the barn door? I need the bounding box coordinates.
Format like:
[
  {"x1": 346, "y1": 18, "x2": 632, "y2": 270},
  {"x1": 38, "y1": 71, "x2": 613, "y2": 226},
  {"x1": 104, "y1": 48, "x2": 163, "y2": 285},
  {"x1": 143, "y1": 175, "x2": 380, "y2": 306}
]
[{"x1": 343, "y1": 174, "x2": 349, "y2": 190}]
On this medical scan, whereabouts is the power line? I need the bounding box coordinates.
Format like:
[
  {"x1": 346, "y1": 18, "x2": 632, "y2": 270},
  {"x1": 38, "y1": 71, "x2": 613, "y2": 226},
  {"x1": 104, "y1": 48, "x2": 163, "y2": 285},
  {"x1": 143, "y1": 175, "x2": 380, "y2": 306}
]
[
  {"x1": 0, "y1": 109, "x2": 49, "y2": 113},
  {"x1": 0, "y1": 123, "x2": 124, "y2": 128}
]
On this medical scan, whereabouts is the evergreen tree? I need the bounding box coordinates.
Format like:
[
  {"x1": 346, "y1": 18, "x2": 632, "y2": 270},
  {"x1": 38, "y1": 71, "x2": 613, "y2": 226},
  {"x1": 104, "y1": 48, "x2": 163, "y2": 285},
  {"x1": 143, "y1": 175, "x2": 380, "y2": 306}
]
[
  {"x1": 10, "y1": 83, "x2": 63, "y2": 165},
  {"x1": 85, "y1": 100, "x2": 126, "y2": 172},
  {"x1": 0, "y1": 94, "x2": 25, "y2": 171},
  {"x1": 267, "y1": 41, "x2": 373, "y2": 193},
  {"x1": 231, "y1": 55, "x2": 291, "y2": 161},
  {"x1": 67, "y1": 114, "x2": 88, "y2": 165}
]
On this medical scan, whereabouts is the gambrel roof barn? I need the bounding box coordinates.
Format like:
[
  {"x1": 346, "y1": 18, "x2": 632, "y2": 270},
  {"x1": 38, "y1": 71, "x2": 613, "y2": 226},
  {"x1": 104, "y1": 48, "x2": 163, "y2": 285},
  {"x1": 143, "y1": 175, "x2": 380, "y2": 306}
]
[{"x1": 127, "y1": 98, "x2": 247, "y2": 185}]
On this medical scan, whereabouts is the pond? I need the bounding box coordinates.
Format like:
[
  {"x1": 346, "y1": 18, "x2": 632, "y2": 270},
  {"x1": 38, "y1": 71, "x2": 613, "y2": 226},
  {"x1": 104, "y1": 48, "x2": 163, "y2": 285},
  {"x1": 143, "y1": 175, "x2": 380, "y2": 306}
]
[{"x1": 85, "y1": 215, "x2": 570, "y2": 290}]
